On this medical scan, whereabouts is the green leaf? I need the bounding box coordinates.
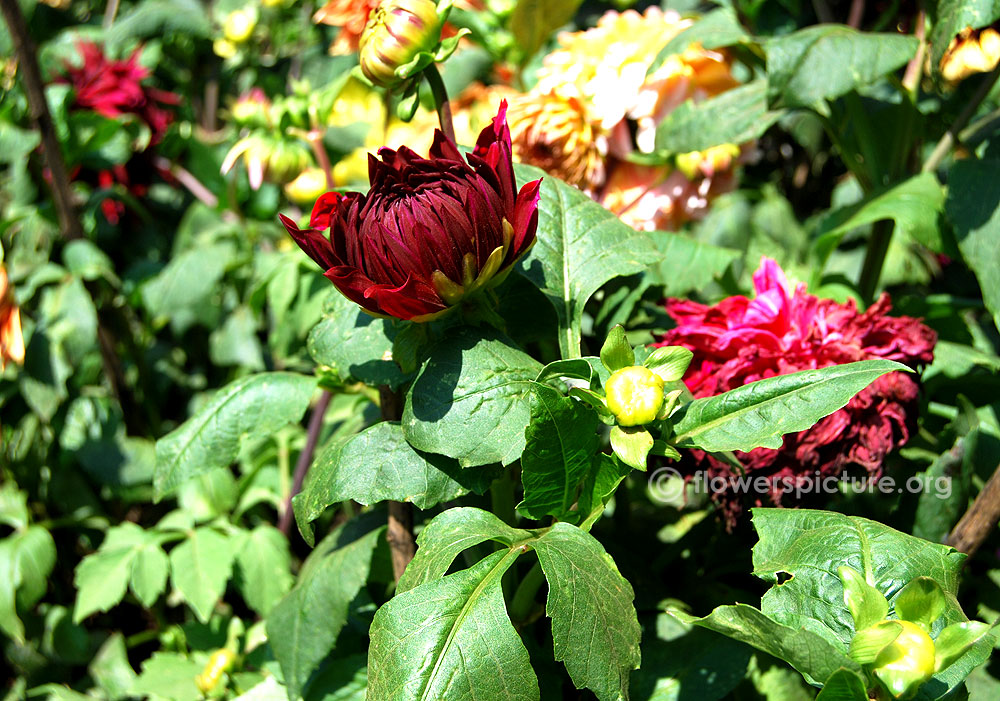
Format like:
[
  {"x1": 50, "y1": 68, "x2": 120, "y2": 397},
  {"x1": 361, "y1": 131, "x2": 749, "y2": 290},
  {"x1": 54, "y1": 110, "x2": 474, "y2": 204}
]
[
  {"x1": 577, "y1": 454, "x2": 631, "y2": 522},
  {"x1": 928, "y1": 0, "x2": 1000, "y2": 77},
  {"x1": 534, "y1": 523, "x2": 641, "y2": 701},
  {"x1": 0, "y1": 540, "x2": 24, "y2": 642},
  {"x1": 671, "y1": 359, "x2": 910, "y2": 453},
  {"x1": 89, "y1": 633, "x2": 138, "y2": 700},
  {"x1": 655, "y1": 81, "x2": 783, "y2": 154},
  {"x1": 234, "y1": 526, "x2": 293, "y2": 617},
  {"x1": 210, "y1": 306, "x2": 265, "y2": 370},
  {"x1": 515, "y1": 163, "x2": 659, "y2": 358},
  {"x1": 168, "y1": 527, "x2": 235, "y2": 623},
  {"x1": 295, "y1": 422, "x2": 498, "y2": 541},
  {"x1": 518, "y1": 384, "x2": 600, "y2": 520},
  {"x1": 934, "y1": 621, "x2": 993, "y2": 672},
  {"x1": 154, "y1": 372, "x2": 316, "y2": 498},
  {"x1": 912, "y1": 431, "x2": 974, "y2": 544},
  {"x1": 648, "y1": 234, "x2": 741, "y2": 298},
  {"x1": 894, "y1": 577, "x2": 946, "y2": 631},
  {"x1": 812, "y1": 174, "x2": 946, "y2": 283},
  {"x1": 752, "y1": 509, "x2": 966, "y2": 647},
  {"x1": 397, "y1": 507, "x2": 531, "y2": 593},
  {"x1": 130, "y1": 541, "x2": 169, "y2": 608},
  {"x1": 307, "y1": 294, "x2": 410, "y2": 389},
  {"x1": 672, "y1": 604, "x2": 859, "y2": 685},
  {"x1": 402, "y1": 327, "x2": 542, "y2": 467},
  {"x1": 368, "y1": 548, "x2": 538, "y2": 700},
  {"x1": 600, "y1": 325, "x2": 635, "y2": 374},
  {"x1": 509, "y1": 0, "x2": 582, "y2": 59},
  {"x1": 74, "y1": 525, "x2": 144, "y2": 623},
  {"x1": 765, "y1": 26, "x2": 919, "y2": 108},
  {"x1": 837, "y1": 565, "x2": 888, "y2": 631},
  {"x1": 815, "y1": 668, "x2": 870, "y2": 701},
  {"x1": 610, "y1": 425, "x2": 654, "y2": 471},
  {"x1": 130, "y1": 652, "x2": 203, "y2": 701},
  {"x1": 267, "y1": 522, "x2": 383, "y2": 701},
  {"x1": 644, "y1": 346, "x2": 693, "y2": 383},
  {"x1": 647, "y1": 8, "x2": 750, "y2": 76},
  {"x1": 141, "y1": 244, "x2": 232, "y2": 334},
  {"x1": 946, "y1": 160, "x2": 1000, "y2": 332},
  {"x1": 8, "y1": 526, "x2": 56, "y2": 610}
]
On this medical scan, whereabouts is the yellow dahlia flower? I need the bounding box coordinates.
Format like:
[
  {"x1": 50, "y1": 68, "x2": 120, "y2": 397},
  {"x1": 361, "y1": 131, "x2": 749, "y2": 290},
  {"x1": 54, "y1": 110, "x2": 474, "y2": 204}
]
[
  {"x1": 940, "y1": 27, "x2": 1000, "y2": 84},
  {"x1": 536, "y1": 7, "x2": 739, "y2": 153}
]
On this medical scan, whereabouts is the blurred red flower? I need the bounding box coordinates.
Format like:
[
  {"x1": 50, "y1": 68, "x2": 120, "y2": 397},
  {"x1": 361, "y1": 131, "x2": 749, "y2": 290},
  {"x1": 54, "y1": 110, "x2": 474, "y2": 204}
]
[
  {"x1": 280, "y1": 101, "x2": 541, "y2": 321},
  {"x1": 60, "y1": 41, "x2": 179, "y2": 144},
  {"x1": 656, "y1": 258, "x2": 936, "y2": 521}
]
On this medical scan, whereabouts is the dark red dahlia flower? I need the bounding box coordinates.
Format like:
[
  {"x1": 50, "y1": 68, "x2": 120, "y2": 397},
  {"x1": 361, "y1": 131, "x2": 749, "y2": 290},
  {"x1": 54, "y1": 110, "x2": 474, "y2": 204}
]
[
  {"x1": 656, "y1": 258, "x2": 936, "y2": 521},
  {"x1": 280, "y1": 101, "x2": 541, "y2": 321},
  {"x1": 60, "y1": 41, "x2": 179, "y2": 144}
]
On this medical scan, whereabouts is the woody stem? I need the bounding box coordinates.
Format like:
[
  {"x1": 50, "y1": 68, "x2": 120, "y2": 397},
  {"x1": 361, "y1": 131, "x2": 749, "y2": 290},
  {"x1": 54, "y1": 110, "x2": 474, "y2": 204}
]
[{"x1": 425, "y1": 63, "x2": 456, "y2": 144}]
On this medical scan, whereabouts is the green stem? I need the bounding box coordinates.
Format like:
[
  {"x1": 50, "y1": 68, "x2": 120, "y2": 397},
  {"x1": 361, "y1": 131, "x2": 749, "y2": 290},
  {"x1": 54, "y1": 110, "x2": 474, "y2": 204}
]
[
  {"x1": 509, "y1": 561, "x2": 545, "y2": 623},
  {"x1": 424, "y1": 63, "x2": 456, "y2": 144},
  {"x1": 820, "y1": 114, "x2": 873, "y2": 193},
  {"x1": 858, "y1": 219, "x2": 896, "y2": 304},
  {"x1": 923, "y1": 64, "x2": 1000, "y2": 174}
]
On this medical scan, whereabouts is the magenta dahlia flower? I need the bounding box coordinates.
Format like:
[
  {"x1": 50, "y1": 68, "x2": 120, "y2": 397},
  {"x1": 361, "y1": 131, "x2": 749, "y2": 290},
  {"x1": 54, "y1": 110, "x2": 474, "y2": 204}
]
[
  {"x1": 656, "y1": 258, "x2": 936, "y2": 520},
  {"x1": 279, "y1": 101, "x2": 542, "y2": 321}
]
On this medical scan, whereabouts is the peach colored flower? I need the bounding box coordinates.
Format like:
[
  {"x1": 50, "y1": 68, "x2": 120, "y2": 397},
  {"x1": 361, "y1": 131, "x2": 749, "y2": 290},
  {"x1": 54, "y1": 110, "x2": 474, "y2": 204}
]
[
  {"x1": 599, "y1": 161, "x2": 736, "y2": 231},
  {"x1": 0, "y1": 266, "x2": 25, "y2": 371},
  {"x1": 314, "y1": 0, "x2": 381, "y2": 54}
]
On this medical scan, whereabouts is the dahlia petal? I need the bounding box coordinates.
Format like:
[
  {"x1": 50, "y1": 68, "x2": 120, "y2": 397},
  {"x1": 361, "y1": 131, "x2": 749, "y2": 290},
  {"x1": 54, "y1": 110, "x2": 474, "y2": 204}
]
[
  {"x1": 279, "y1": 214, "x2": 340, "y2": 269},
  {"x1": 310, "y1": 192, "x2": 342, "y2": 230},
  {"x1": 366, "y1": 273, "x2": 448, "y2": 321},
  {"x1": 510, "y1": 178, "x2": 541, "y2": 258},
  {"x1": 323, "y1": 265, "x2": 386, "y2": 316},
  {"x1": 429, "y1": 129, "x2": 465, "y2": 162}
]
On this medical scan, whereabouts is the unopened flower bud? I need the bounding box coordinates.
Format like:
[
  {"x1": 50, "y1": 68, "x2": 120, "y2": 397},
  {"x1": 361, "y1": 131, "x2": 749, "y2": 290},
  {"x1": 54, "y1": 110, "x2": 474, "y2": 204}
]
[
  {"x1": 224, "y1": 8, "x2": 258, "y2": 43},
  {"x1": 268, "y1": 141, "x2": 312, "y2": 184},
  {"x1": 285, "y1": 168, "x2": 329, "y2": 204},
  {"x1": 359, "y1": 0, "x2": 442, "y2": 88},
  {"x1": 872, "y1": 620, "x2": 936, "y2": 699},
  {"x1": 195, "y1": 648, "x2": 237, "y2": 694},
  {"x1": 605, "y1": 366, "x2": 664, "y2": 427},
  {"x1": 940, "y1": 27, "x2": 1000, "y2": 84}
]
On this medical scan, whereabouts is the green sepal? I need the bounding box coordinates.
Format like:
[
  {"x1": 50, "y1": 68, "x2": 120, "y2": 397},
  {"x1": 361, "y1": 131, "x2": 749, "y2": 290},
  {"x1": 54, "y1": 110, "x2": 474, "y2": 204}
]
[
  {"x1": 600, "y1": 325, "x2": 634, "y2": 374},
  {"x1": 643, "y1": 345, "x2": 693, "y2": 382},
  {"x1": 395, "y1": 82, "x2": 422, "y2": 121},
  {"x1": 433, "y1": 30, "x2": 469, "y2": 62},
  {"x1": 656, "y1": 388, "x2": 683, "y2": 421},
  {"x1": 893, "y1": 577, "x2": 945, "y2": 633},
  {"x1": 838, "y1": 565, "x2": 889, "y2": 631},
  {"x1": 569, "y1": 387, "x2": 614, "y2": 424},
  {"x1": 933, "y1": 621, "x2": 993, "y2": 673},
  {"x1": 650, "y1": 440, "x2": 682, "y2": 461},
  {"x1": 849, "y1": 620, "x2": 901, "y2": 664},
  {"x1": 610, "y1": 425, "x2": 653, "y2": 471},
  {"x1": 349, "y1": 64, "x2": 376, "y2": 88}
]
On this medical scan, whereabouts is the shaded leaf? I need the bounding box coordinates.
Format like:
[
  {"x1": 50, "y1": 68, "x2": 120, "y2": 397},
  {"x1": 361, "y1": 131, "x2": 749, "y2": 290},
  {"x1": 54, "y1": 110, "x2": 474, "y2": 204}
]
[
  {"x1": 154, "y1": 372, "x2": 316, "y2": 498},
  {"x1": 368, "y1": 549, "x2": 538, "y2": 700},
  {"x1": 168, "y1": 527, "x2": 235, "y2": 623},
  {"x1": 402, "y1": 327, "x2": 542, "y2": 467},
  {"x1": 534, "y1": 523, "x2": 641, "y2": 701}
]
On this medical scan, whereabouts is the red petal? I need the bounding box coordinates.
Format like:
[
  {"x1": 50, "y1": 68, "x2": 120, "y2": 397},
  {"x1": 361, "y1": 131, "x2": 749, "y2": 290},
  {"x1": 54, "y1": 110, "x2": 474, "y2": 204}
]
[{"x1": 279, "y1": 214, "x2": 339, "y2": 270}]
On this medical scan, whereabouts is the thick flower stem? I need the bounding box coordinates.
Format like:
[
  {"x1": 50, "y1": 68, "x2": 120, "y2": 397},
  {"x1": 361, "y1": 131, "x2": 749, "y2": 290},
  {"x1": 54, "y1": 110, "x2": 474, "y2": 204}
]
[
  {"x1": 858, "y1": 219, "x2": 895, "y2": 304},
  {"x1": 509, "y1": 561, "x2": 545, "y2": 625},
  {"x1": 424, "y1": 63, "x2": 456, "y2": 145},
  {"x1": 380, "y1": 385, "x2": 416, "y2": 581},
  {"x1": 947, "y1": 460, "x2": 1000, "y2": 558},
  {"x1": 278, "y1": 389, "x2": 333, "y2": 538}
]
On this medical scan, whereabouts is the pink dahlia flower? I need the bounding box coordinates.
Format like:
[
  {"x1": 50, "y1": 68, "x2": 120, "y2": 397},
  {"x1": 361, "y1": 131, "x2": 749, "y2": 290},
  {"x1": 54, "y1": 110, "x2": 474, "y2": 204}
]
[{"x1": 655, "y1": 258, "x2": 936, "y2": 521}]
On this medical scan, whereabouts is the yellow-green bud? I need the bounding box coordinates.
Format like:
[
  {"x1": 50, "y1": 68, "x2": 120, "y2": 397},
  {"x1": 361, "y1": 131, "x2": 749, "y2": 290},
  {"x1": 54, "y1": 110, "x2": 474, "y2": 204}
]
[
  {"x1": 359, "y1": 0, "x2": 442, "y2": 88},
  {"x1": 223, "y1": 8, "x2": 258, "y2": 43},
  {"x1": 195, "y1": 648, "x2": 237, "y2": 694},
  {"x1": 605, "y1": 366, "x2": 664, "y2": 427},
  {"x1": 285, "y1": 167, "x2": 328, "y2": 204},
  {"x1": 872, "y1": 620, "x2": 936, "y2": 699}
]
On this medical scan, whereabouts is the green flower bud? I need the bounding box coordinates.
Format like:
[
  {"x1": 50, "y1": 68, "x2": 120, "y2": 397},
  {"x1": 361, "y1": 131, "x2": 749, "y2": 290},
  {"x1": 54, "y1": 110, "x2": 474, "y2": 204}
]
[
  {"x1": 872, "y1": 620, "x2": 936, "y2": 699},
  {"x1": 605, "y1": 366, "x2": 664, "y2": 427},
  {"x1": 359, "y1": 0, "x2": 442, "y2": 88}
]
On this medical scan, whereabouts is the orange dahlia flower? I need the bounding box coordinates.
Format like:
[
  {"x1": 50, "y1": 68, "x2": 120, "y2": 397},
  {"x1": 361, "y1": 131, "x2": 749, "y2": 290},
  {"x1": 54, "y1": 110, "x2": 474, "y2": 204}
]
[{"x1": 0, "y1": 266, "x2": 25, "y2": 371}]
